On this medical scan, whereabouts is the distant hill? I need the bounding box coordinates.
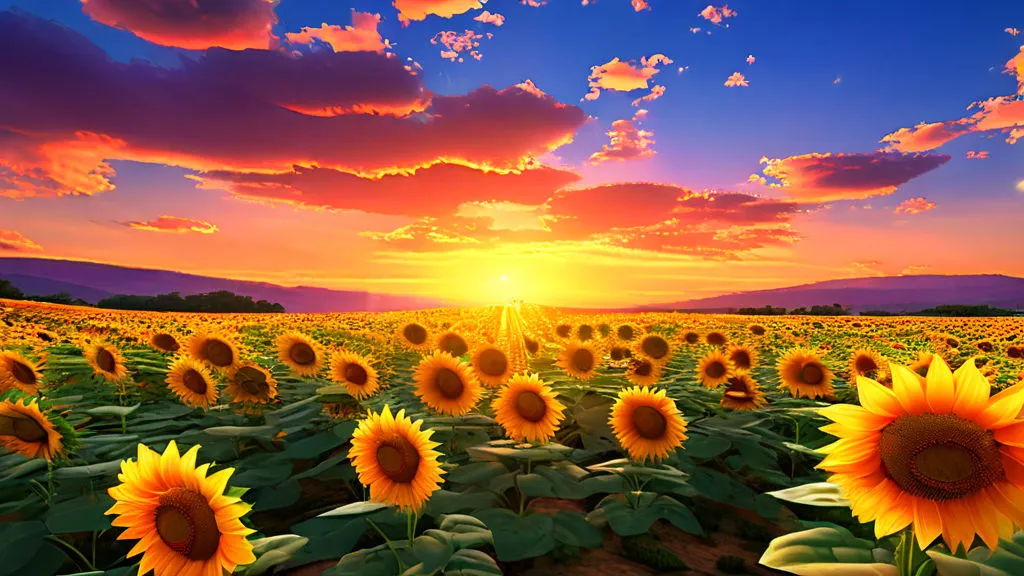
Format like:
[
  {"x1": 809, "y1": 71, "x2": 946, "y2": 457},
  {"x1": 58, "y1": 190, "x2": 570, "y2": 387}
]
[
  {"x1": 0, "y1": 258, "x2": 443, "y2": 313},
  {"x1": 637, "y1": 275, "x2": 1024, "y2": 314}
]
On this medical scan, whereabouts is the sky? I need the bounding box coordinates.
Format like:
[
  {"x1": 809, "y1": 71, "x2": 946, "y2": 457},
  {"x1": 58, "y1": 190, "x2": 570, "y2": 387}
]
[{"x1": 0, "y1": 0, "x2": 1022, "y2": 308}]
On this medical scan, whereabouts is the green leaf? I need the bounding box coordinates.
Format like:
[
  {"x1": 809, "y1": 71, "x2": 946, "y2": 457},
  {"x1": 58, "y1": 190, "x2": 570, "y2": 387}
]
[
  {"x1": 517, "y1": 473, "x2": 556, "y2": 498},
  {"x1": 53, "y1": 458, "x2": 123, "y2": 479},
  {"x1": 0, "y1": 521, "x2": 47, "y2": 576},
  {"x1": 45, "y1": 494, "x2": 115, "y2": 533},
  {"x1": 447, "y1": 461, "x2": 509, "y2": 485},
  {"x1": 277, "y1": 431, "x2": 345, "y2": 460},
  {"x1": 553, "y1": 511, "x2": 603, "y2": 549},
  {"x1": 759, "y1": 526, "x2": 896, "y2": 576},
  {"x1": 591, "y1": 493, "x2": 703, "y2": 537},
  {"x1": 414, "y1": 530, "x2": 455, "y2": 573},
  {"x1": 684, "y1": 433, "x2": 732, "y2": 459},
  {"x1": 85, "y1": 404, "x2": 141, "y2": 418},
  {"x1": 318, "y1": 501, "x2": 390, "y2": 518},
  {"x1": 328, "y1": 541, "x2": 416, "y2": 576},
  {"x1": 442, "y1": 549, "x2": 503, "y2": 576},
  {"x1": 203, "y1": 425, "x2": 279, "y2": 438},
  {"x1": 252, "y1": 479, "x2": 302, "y2": 511},
  {"x1": 766, "y1": 482, "x2": 852, "y2": 508},
  {"x1": 926, "y1": 529, "x2": 1024, "y2": 576},
  {"x1": 425, "y1": 488, "x2": 500, "y2": 517},
  {"x1": 236, "y1": 535, "x2": 309, "y2": 576},
  {"x1": 467, "y1": 441, "x2": 574, "y2": 463},
  {"x1": 475, "y1": 508, "x2": 554, "y2": 562}
]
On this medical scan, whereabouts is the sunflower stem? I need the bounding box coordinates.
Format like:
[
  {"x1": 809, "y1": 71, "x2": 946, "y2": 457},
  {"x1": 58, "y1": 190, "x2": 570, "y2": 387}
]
[
  {"x1": 45, "y1": 535, "x2": 96, "y2": 572},
  {"x1": 895, "y1": 526, "x2": 928, "y2": 576},
  {"x1": 367, "y1": 518, "x2": 405, "y2": 572}
]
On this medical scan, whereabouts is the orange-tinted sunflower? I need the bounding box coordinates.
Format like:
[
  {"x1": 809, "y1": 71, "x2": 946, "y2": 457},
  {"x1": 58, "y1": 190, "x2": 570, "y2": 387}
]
[
  {"x1": 705, "y1": 331, "x2": 728, "y2": 347},
  {"x1": 777, "y1": 348, "x2": 834, "y2": 399},
  {"x1": 726, "y1": 344, "x2": 758, "y2": 373},
  {"x1": 226, "y1": 363, "x2": 277, "y2": 405},
  {"x1": 349, "y1": 406, "x2": 445, "y2": 511},
  {"x1": 696, "y1": 350, "x2": 734, "y2": 389},
  {"x1": 397, "y1": 322, "x2": 431, "y2": 351},
  {"x1": 0, "y1": 396, "x2": 65, "y2": 461},
  {"x1": 818, "y1": 357, "x2": 1024, "y2": 552},
  {"x1": 471, "y1": 345, "x2": 512, "y2": 388},
  {"x1": 626, "y1": 357, "x2": 663, "y2": 386},
  {"x1": 554, "y1": 324, "x2": 573, "y2": 340},
  {"x1": 436, "y1": 331, "x2": 470, "y2": 357},
  {"x1": 848, "y1": 348, "x2": 887, "y2": 385},
  {"x1": 413, "y1": 351, "x2": 481, "y2": 416},
  {"x1": 609, "y1": 386, "x2": 688, "y2": 463},
  {"x1": 682, "y1": 331, "x2": 700, "y2": 345},
  {"x1": 910, "y1": 351, "x2": 934, "y2": 377},
  {"x1": 331, "y1": 350, "x2": 380, "y2": 399},
  {"x1": 523, "y1": 336, "x2": 541, "y2": 356},
  {"x1": 637, "y1": 334, "x2": 673, "y2": 364},
  {"x1": 166, "y1": 357, "x2": 219, "y2": 408},
  {"x1": 556, "y1": 341, "x2": 601, "y2": 381},
  {"x1": 85, "y1": 341, "x2": 129, "y2": 382},
  {"x1": 106, "y1": 441, "x2": 256, "y2": 576},
  {"x1": 720, "y1": 375, "x2": 767, "y2": 411},
  {"x1": 615, "y1": 323, "x2": 640, "y2": 343},
  {"x1": 609, "y1": 346, "x2": 633, "y2": 362},
  {"x1": 188, "y1": 332, "x2": 242, "y2": 372},
  {"x1": 276, "y1": 332, "x2": 324, "y2": 377},
  {"x1": 576, "y1": 324, "x2": 596, "y2": 342},
  {"x1": 0, "y1": 351, "x2": 42, "y2": 395},
  {"x1": 150, "y1": 333, "x2": 181, "y2": 354},
  {"x1": 491, "y1": 373, "x2": 565, "y2": 443}
]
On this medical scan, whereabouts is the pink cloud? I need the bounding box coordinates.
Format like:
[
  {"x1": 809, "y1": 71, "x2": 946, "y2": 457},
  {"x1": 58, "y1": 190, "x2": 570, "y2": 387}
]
[
  {"x1": 585, "y1": 54, "x2": 673, "y2": 100},
  {"x1": 880, "y1": 120, "x2": 972, "y2": 153},
  {"x1": 521, "y1": 0, "x2": 546, "y2": 6},
  {"x1": 893, "y1": 197, "x2": 936, "y2": 215},
  {"x1": 0, "y1": 229, "x2": 43, "y2": 252},
  {"x1": 392, "y1": 0, "x2": 483, "y2": 24},
  {"x1": 580, "y1": 0, "x2": 649, "y2": 9},
  {"x1": 432, "y1": 29, "x2": 485, "y2": 62},
  {"x1": 965, "y1": 150, "x2": 989, "y2": 159},
  {"x1": 746, "y1": 54, "x2": 755, "y2": 65},
  {"x1": 80, "y1": 0, "x2": 278, "y2": 50},
  {"x1": 125, "y1": 216, "x2": 219, "y2": 234},
  {"x1": 473, "y1": 10, "x2": 505, "y2": 26},
  {"x1": 588, "y1": 113, "x2": 656, "y2": 165},
  {"x1": 285, "y1": 11, "x2": 387, "y2": 53},
  {"x1": 631, "y1": 85, "x2": 665, "y2": 106},
  {"x1": 1007, "y1": 28, "x2": 1021, "y2": 37},
  {"x1": 698, "y1": 4, "x2": 736, "y2": 25},
  {"x1": 724, "y1": 72, "x2": 748, "y2": 87}
]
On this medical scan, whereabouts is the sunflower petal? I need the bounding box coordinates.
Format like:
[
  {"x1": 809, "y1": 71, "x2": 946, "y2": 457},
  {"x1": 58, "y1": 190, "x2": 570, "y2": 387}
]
[
  {"x1": 890, "y1": 364, "x2": 928, "y2": 415},
  {"x1": 924, "y1": 355, "x2": 955, "y2": 414},
  {"x1": 856, "y1": 376, "x2": 904, "y2": 418},
  {"x1": 952, "y1": 358, "x2": 992, "y2": 420}
]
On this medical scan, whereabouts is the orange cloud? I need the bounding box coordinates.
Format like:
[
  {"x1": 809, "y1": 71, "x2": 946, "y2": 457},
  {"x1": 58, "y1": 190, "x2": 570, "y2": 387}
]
[
  {"x1": 1017, "y1": 179, "x2": 1024, "y2": 193},
  {"x1": 588, "y1": 114, "x2": 655, "y2": 165},
  {"x1": 285, "y1": 11, "x2": 387, "y2": 53},
  {"x1": 432, "y1": 29, "x2": 486, "y2": 62},
  {"x1": 80, "y1": 0, "x2": 278, "y2": 50},
  {"x1": 474, "y1": 10, "x2": 504, "y2": 25},
  {"x1": 880, "y1": 120, "x2": 971, "y2": 153},
  {"x1": 756, "y1": 152, "x2": 951, "y2": 202},
  {"x1": 631, "y1": 85, "x2": 665, "y2": 106},
  {"x1": 393, "y1": 0, "x2": 483, "y2": 24},
  {"x1": 893, "y1": 197, "x2": 936, "y2": 215},
  {"x1": 1008, "y1": 28, "x2": 1021, "y2": 37},
  {"x1": 698, "y1": 4, "x2": 736, "y2": 25},
  {"x1": 901, "y1": 265, "x2": 929, "y2": 275},
  {"x1": 125, "y1": 216, "x2": 219, "y2": 234},
  {"x1": 583, "y1": 0, "x2": 648, "y2": 10},
  {"x1": 0, "y1": 130, "x2": 124, "y2": 198},
  {"x1": 0, "y1": 229, "x2": 43, "y2": 252},
  {"x1": 724, "y1": 72, "x2": 748, "y2": 87},
  {"x1": 521, "y1": 0, "x2": 546, "y2": 6},
  {"x1": 966, "y1": 150, "x2": 989, "y2": 159},
  {"x1": 585, "y1": 54, "x2": 673, "y2": 100}
]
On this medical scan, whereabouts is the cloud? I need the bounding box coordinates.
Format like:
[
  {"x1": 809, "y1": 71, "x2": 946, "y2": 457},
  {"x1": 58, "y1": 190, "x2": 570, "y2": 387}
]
[
  {"x1": 631, "y1": 85, "x2": 665, "y2": 106},
  {"x1": 585, "y1": 54, "x2": 673, "y2": 101},
  {"x1": 756, "y1": 152, "x2": 951, "y2": 202},
  {"x1": 0, "y1": 229, "x2": 43, "y2": 252},
  {"x1": 80, "y1": 0, "x2": 278, "y2": 50},
  {"x1": 901, "y1": 265, "x2": 929, "y2": 275},
  {"x1": 966, "y1": 150, "x2": 989, "y2": 159},
  {"x1": 588, "y1": 113, "x2": 655, "y2": 164},
  {"x1": 724, "y1": 72, "x2": 748, "y2": 87},
  {"x1": 0, "y1": 11, "x2": 586, "y2": 198},
  {"x1": 1017, "y1": 179, "x2": 1024, "y2": 193},
  {"x1": 580, "y1": 0, "x2": 649, "y2": 9},
  {"x1": 432, "y1": 29, "x2": 486, "y2": 62},
  {"x1": 1008, "y1": 28, "x2": 1021, "y2": 37},
  {"x1": 125, "y1": 216, "x2": 219, "y2": 234},
  {"x1": 880, "y1": 120, "x2": 971, "y2": 153},
  {"x1": 893, "y1": 197, "x2": 936, "y2": 215},
  {"x1": 474, "y1": 11, "x2": 504, "y2": 25},
  {"x1": 746, "y1": 54, "x2": 755, "y2": 65},
  {"x1": 455, "y1": 201, "x2": 549, "y2": 231},
  {"x1": 521, "y1": 0, "x2": 546, "y2": 6},
  {"x1": 392, "y1": 0, "x2": 483, "y2": 24},
  {"x1": 849, "y1": 260, "x2": 885, "y2": 276},
  {"x1": 698, "y1": 4, "x2": 736, "y2": 25},
  {"x1": 284, "y1": 10, "x2": 388, "y2": 53}
]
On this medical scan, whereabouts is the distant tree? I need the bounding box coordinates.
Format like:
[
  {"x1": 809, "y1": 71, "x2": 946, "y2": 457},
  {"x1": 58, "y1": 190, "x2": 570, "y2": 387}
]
[
  {"x1": 860, "y1": 310, "x2": 897, "y2": 316},
  {"x1": 0, "y1": 279, "x2": 24, "y2": 300},
  {"x1": 98, "y1": 290, "x2": 284, "y2": 313},
  {"x1": 736, "y1": 305, "x2": 788, "y2": 315},
  {"x1": 912, "y1": 304, "x2": 1015, "y2": 317}
]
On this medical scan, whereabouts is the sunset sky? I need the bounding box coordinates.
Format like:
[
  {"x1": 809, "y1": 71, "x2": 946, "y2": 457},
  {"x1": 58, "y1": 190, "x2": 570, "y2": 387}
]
[{"x1": 1, "y1": 0, "x2": 1022, "y2": 307}]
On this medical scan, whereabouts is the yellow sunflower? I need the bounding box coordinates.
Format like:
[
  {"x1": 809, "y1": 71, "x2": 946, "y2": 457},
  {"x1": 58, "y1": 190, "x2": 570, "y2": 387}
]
[
  {"x1": 331, "y1": 350, "x2": 380, "y2": 399},
  {"x1": 397, "y1": 322, "x2": 431, "y2": 350},
  {"x1": 626, "y1": 357, "x2": 663, "y2": 386},
  {"x1": 817, "y1": 357, "x2": 1024, "y2": 552},
  {"x1": 720, "y1": 375, "x2": 767, "y2": 411},
  {"x1": 682, "y1": 331, "x2": 700, "y2": 345},
  {"x1": 726, "y1": 344, "x2": 758, "y2": 373},
  {"x1": 705, "y1": 331, "x2": 728, "y2": 346},
  {"x1": 276, "y1": 332, "x2": 324, "y2": 377},
  {"x1": 150, "y1": 333, "x2": 181, "y2": 353},
  {"x1": 609, "y1": 346, "x2": 632, "y2": 362},
  {"x1": 637, "y1": 334, "x2": 673, "y2": 364},
  {"x1": 0, "y1": 396, "x2": 64, "y2": 461},
  {"x1": 436, "y1": 331, "x2": 470, "y2": 357},
  {"x1": 349, "y1": 406, "x2": 445, "y2": 511},
  {"x1": 556, "y1": 341, "x2": 601, "y2": 381},
  {"x1": 471, "y1": 345, "x2": 512, "y2": 388},
  {"x1": 848, "y1": 348, "x2": 887, "y2": 385},
  {"x1": 85, "y1": 341, "x2": 129, "y2": 382},
  {"x1": 523, "y1": 336, "x2": 541, "y2": 356},
  {"x1": 491, "y1": 373, "x2": 566, "y2": 443},
  {"x1": 413, "y1": 351, "x2": 482, "y2": 416},
  {"x1": 910, "y1": 351, "x2": 934, "y2": 377},
  {"x1": 615, "y1": 323, "x2": 640, "y2": 343},
  {"x1": 696, "y1": 350, "x2": 734, "y2": 389},
  {"x1": 188, "y1": 333, "x2": 242, "y2": 372},
  {"x1": 777, "y1": 348, "x2": 834, "y2": 399},
  {"x1": 106, "y1": 441, "x2": 256, "y2": 576},
  {"x1": 576, "y1": 324, "x2": 596, "y2": 342},
  {"x1": 609, "y1": 386, "x2": 689, "y2": 463},
  {"x1": 0, "y1": 351, "x2": 42, "y2": 395},
  {"x1": 166, "y1": 357, "x2": 219, "y2": 408},
  {"x1": 226, "y1": 363, "x2": 277, "y2": 405},
  {"x1": 554, "y1": 324, "x2": 572, "y2": 340}
]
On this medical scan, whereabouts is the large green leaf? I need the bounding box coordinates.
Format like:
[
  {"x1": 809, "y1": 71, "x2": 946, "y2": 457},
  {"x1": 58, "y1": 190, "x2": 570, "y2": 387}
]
[
  {"x1": 45, "y1": 494, "x2": 115, "y2": 533},
  {"x1": 553, "y1": 511, "x2": 603, "y2": 549},
  {"x1": 588, "y1": 493, "x2": 703, "y2": 537},
  {"x1": 328, "y1": 541, "x2": 416, "y2": 576},
  {"x1": 759, "y1": 526, "x2": 896, "y2": 576},
  {"x1": 439, "y1": 549, "x2": 503, "y2": 576},
  {"x1": 236, "y1": 535, "x2": 310, "y2": 576},
  {"x1": 927, "y1": 530, "x2": 1024, "y2": 576},
  {"x1": 766, "y1": 482, "x2": 851, "y2": 508},
  {"x1": 684, "y1": 433, "x2": 732, "y2": 459},
  {"x1": 0, "y1": 521, "x2": 47, "y2": 576},
  {"x1": 475, "y1": 508, "x2": 554, "y2": 562}
]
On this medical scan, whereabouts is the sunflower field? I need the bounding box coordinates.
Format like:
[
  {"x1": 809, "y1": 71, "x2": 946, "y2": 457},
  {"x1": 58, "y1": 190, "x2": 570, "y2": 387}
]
[{"x1": 2, "y1": 298, "x2": 1024, "y2": 576}]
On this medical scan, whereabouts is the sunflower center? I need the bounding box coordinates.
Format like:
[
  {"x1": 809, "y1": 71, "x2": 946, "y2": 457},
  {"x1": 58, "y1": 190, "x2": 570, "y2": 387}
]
[
  {"x1": 618, "y1": 325, "x2": 635, "y2": 341},
  {"x1": 435, "y1": 368, "x2": 465, "y2": 399},
  {"x1": 440, "y1": 334, "x2": 468, "y2": 357},
  {"x1": 610, "y1": 348, "x2": 625, "y2": 361},
  {"x1": 855, "y1": 356, "x2": 878, "y2": 374},
  {"x1": 182, "y1": 370, "x2": 208, "y2": 395},
  {"x1": 705, "y1": 361, "x2": 726, "y2": 379},
  {"x1": 96, "y1": 348, "x2": 116, "y2": 373},
  {"x1": 731, "y1": 351, "x2": 751, "y2": 370},
  {"x1": 632, "y1": 406, "x2": 667, "y2": 440},
  {"x1": 556, "y1": 325, "x2": 571, "y2": 338},
  {"x1": 289, "y1": 342, "x2": 316, "y2": 366},
  {"x1": 684, "y1": 332, "x2": 699, "y2": 344},
  {"x1": 800, "y1": 363, "x2": 824, "y2": 385},
  {"x1": 478, "y1": 349, "x2": 508, "y2": 376},
  {"x1": 204, "y1": 340, "x2": 234, "y2": 367},
  {"x1": 571, "y1": 348, "x2": 594, "y2": 372},
  {"x1": 236, "y1": 367, "x2": 269, "y2": 396},
  {"x1": 642, "y1": 337, "x2": 669, "y2": 359},
  {"x1": 376, "y1": 436, "x2": 421, "y2": 483},
  {"x1": 706, "y1": 333, "x2": 726, "y2": 346},
  {"x1": 155, "y1": 487, "x2": 222, "y2": 561},
  {"x1": 524, "y1": 338, "x2": 540, "y2": 355},
  {"x1": 879, "y1": 414, "x2": 1004, "y2": 501},
  {"x1": 403, "y1": 324, "x2": 427, "y2": 345},
  {"x1": 578, "y1": 325, "x2": 594, "y2": 341},
  {"x1": 515, "y1": 391, "x2": 547, "y2": 422},
  {"x1": 154, "y1": 334, "x2": 180, "y2": 352},
  {"x1": 344, "y1": 363, "x2": 368, "y2": 386},
  {"x1": 724, "y1": 377, "x2": 750, "y2": 398},
  {"x1": 634, "y1": 360, "x2": 654, "y2": 377},
  {"x1": 10, "y1": 361, "x2": 36, "y2": 385},
  {"x1": 0, "y1": 414, "x2": 48, "y2": 442}
]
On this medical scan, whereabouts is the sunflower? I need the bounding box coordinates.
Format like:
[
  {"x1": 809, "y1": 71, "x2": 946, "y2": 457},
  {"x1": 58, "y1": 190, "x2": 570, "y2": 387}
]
[
  {"x1": 637, "y1": 334, "x2": 672, "y2": 364},
  {"x1": 726, "y1": 344, "x2": 758, "y2": 373},
  {"x1": 777, "y1": 348, "x2": 834, "y2": 399},
  {"x1": 0, "y1": 395, "x2": 66, "y2": 461},
  {"x1": 276, "y1": 332, "x2": 324, "y2": 377},
  {"x1": 817, "y1": 357, "x2": 1024, "y2": 552},
  {"x1": 705, "y1": 331, "x2": 728, "y2": 346},
  {"x1": 696, "y1": 350, "x2": 734, "y2": 389},
  {"x1": 397, "y1": 322, "x2": 430, "y2": 350},
  {"x1": 626, "y1": 357, "x2": 663, "y2": 386},
  {"x1": 413, "y1": 351, "x2": 481, "y2": 416},
  {"x1": 554, "y1": 324, "x2": 572, "y2": 339},
  {"x1": 491, "y1": 373, "x2": 565, "y2": 443},
  {"x1": 0, "y1": 350, "x2": 42, "y2": 395},
  {"x1": 749, "y1": 324, "x2": 766, "y2": 336},
  {"x1": 188, "y1": 333, "x2": 242, "y2": 372},
  {"x1": 720, "y1": 375, "x2": 767, "y2": 411},
  {"x1": 106, "y1": 441, "x2": 256, "y2": 576},
  {"x1": 166, "y1": 357, "x2": 219, "y2": 408},
  {"x1": 556, "y1": 341, "x2": 601, "y2": 381},
  {"x1": 472, "y1": 345, "x2": 512, "y2": 388},
  {"x1": 848, "y1": 348, "x2": 887, "y2": 385},
  {"x1": 226, "y1": 363, "x2": 277, "y2": 405},
  {"x1": 523, "y1": 336, "x2": 541, "y2": 356},
  {"x1": 349, "y1": 406, "x2": 445, "y2": 511},
  {"x1": 150, "y1": 333, "x2": 181, "y2": 353},
  {"x1": 576, "y1": 324, "x2": 595, "y2": 342},
  {"x1": 609, "y1": 386, "x2": 688, "y2": 463},
  {"x1": 85, "y1": 341, "x2": 129, "y2": 382},
  {"x1": 436, "y1": 331, "x2": 470, "y2": 357},
  {"x1": 609, "y1": 346, "x2": 632, "y2": 362},
  {"x1": 910, "y1": 351, "x2": 934, "y2": 377},
  {"x1": 615, "y1": 323, "x2": 640, "y2": 343},
  {"x1": 331, "y1": 350, "x2": 380, "y2": 399},
  {"x1": 682, "y1": 331, "x2": 700, "y2": 345}
]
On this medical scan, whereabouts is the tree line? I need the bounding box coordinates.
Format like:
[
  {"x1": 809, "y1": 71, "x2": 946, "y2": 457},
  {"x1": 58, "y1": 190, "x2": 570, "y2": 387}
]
[{"x1": 0, "y1": 279, "x2": 284, "y2": 313}]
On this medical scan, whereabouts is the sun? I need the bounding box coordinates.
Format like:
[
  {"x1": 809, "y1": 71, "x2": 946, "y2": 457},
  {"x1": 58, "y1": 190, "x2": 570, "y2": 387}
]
[{"x1": 501, "y1": 275, "x2": 508, "y2": 282}]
